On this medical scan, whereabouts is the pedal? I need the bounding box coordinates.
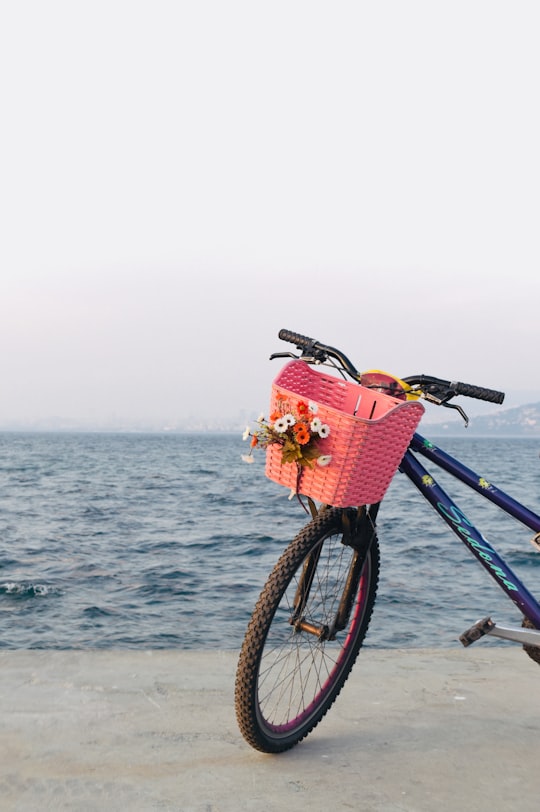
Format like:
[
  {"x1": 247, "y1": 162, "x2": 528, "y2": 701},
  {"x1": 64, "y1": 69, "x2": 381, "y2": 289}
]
[{"x1": 459, "y1": 616, "x2": 495, "y2": 647}]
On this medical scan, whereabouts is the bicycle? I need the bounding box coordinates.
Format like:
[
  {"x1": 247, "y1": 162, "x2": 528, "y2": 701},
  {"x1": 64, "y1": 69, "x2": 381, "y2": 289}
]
[{"x1": 234, "y1": 329, "x2": 540, "y2": 753}]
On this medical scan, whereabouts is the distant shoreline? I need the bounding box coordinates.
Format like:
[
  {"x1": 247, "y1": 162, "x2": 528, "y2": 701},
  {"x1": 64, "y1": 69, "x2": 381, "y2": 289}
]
[
  {"x1": 0, "y1": 401, "x2": 538, "y2": 437},
  {"x1": 0, "y1": 427, "x2": 538, "y2": 438}
]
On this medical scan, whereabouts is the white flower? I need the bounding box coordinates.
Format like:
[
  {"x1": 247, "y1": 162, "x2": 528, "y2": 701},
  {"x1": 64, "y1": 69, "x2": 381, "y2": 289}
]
[
  {"x1": 308, "y1": 401, "x2": 318, "y2": 414},
  {"x1": 317, "y1": 454, "x2": 332, "y2": 467},
  {"x1": 318, "y1": 423, "x2": 330, "y2": 438},
  {"x1": 257, "y1": 412, "x2": 265, "y2": 422},
  {"x1": 242, "y1": 426, "x2": 251, "y2": 441},
  {"x1": 273, "y1": 417, "x2": 289, "y2": 433},
  {"x1": 241, "y1": 454, "x2": 254, "y2": 464},
  {"x1": 283, "y1": 413, "x2": 296, "y2": 426},
  {"x1": 310, "y1": 417, "x2": 322, "y2": 433}
]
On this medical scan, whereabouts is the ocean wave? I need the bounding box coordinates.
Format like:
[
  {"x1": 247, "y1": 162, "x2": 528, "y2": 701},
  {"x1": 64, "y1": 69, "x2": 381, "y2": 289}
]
[{"x1": 0, "y1": 582, "x2": 56, "y2": 597}]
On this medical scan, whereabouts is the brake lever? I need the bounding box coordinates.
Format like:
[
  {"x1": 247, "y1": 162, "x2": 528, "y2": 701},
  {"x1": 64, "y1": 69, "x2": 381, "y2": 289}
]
[
  {"x1": 269, "y1": 352, "x2": 299, "y2": 360},
  {"x1": 420, "y1": 386, "x2": 470, "y2": 427},
  {"x1": 441, "y1": 401, "x2": 470, "y2": 427},
  {"x1": 269, "y1": 350, "x2": 329, "y2": 363}
]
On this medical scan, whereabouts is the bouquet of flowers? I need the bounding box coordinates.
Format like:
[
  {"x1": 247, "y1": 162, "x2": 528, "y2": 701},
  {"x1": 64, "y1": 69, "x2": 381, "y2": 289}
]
[{"x1": 242, "y1": 393, "x2": 332, "y2": 468}]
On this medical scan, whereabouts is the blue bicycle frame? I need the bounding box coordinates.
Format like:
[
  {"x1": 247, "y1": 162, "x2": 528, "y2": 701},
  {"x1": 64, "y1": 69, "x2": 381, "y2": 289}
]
[{"x1": 399, "y1": 433, "x2": 540, "y2": 635}]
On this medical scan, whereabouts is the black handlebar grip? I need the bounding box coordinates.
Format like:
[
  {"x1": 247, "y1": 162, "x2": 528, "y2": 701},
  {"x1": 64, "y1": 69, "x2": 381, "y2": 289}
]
[
  {"x1": 454, "y1": 381, "x2": 505, "y2": 404},
  {"x1": 278, "y1": 329, "x2": 317, "y2": 349}
]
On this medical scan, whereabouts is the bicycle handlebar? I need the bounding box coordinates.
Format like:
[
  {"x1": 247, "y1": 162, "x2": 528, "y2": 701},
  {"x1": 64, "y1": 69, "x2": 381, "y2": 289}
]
[
  {"x1": 278, "y1": 329, "x2": 362, "y2": 382},
  {"x1": 277, "y1": 328, "x2": 505, "y2": 406},
  {"x1": 278, "y1": 329, "x2": 319, "y2": 350},
  {"x1": 402, "y1": 374, "x2": 505, "y2": 405}
]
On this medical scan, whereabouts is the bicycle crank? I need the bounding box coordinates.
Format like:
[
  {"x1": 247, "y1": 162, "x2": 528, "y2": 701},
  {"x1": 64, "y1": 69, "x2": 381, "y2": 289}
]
[{"x1": 460, "y1": 616, "x2": 540, "y2": 648}]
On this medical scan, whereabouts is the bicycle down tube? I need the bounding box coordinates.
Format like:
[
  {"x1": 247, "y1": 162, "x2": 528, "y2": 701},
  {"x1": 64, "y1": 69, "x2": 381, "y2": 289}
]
[{"x1": 399, "y1": 433, "x2": 540, "y2": 629}]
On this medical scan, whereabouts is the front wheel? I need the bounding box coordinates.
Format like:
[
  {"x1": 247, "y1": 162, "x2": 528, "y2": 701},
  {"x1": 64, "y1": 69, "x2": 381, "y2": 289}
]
[{"x1": 235, "y1": 505, "x2": 380, "y2": 752}]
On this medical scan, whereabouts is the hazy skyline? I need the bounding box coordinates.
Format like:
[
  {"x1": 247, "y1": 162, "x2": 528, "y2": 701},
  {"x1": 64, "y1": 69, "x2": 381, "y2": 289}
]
[{"x1": 1, "y1": 2, "x2": 539, "y2": 429}]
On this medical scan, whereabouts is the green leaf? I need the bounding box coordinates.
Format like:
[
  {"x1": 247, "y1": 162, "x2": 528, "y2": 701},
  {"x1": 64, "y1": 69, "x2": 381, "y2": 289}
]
[
  {"x1": 281, "y1": 438, "x2": 302, "y2": 464},
  {"x1": 300, "y1": 444, "x2": 320, "y2": 461}
]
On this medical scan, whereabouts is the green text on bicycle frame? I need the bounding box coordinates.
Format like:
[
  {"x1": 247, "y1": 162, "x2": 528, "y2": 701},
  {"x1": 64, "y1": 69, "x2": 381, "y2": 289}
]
[{"x1": 436, "y1": 502, "x2": 518, "y2": 592}]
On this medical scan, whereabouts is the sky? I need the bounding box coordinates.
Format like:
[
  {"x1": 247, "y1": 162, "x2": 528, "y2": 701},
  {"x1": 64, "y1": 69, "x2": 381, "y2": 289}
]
[{"x1": 1, "y1": 1, "x2": 539, "y2": 429}]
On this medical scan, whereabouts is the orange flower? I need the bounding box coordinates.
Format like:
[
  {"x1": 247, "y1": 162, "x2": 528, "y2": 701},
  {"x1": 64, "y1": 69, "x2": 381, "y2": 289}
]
[
  {"x1": 250, "y1": 435, "x2": 259, "y2": 448},
  {"x1": 276, "y1": 393, "x2": 287, "y2": 401},
  {"x1": 296, "y1": 401, "x2": 309, "y2": 416},
  {"x1": 270, "y1": 411, "x2": 281, "y2": 422},
  {"x1": 293, "y1": 423, "x2": 310, "y2": 445}
]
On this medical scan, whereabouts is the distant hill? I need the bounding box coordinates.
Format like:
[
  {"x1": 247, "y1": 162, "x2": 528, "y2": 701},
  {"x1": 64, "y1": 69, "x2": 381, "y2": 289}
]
[{"x1": 430, "y1": 402, "x2": 540, "y2": 436}]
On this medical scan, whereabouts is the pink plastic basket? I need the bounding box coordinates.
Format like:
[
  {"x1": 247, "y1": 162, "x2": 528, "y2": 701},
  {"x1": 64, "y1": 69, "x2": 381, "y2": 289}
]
[{"x1": 265, "y1": 360, "x2": 424, "y2": 507}]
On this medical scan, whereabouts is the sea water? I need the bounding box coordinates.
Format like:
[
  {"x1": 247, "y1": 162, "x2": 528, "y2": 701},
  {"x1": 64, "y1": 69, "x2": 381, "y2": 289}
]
[{"x1": 0, "y1": 432, "x2": 539, "y2": 650}]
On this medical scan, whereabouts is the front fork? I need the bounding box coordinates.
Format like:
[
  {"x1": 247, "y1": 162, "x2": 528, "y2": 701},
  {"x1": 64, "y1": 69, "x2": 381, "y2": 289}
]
[{"x1": 290, "y1": 503, "x2": 379, "y2": 640}]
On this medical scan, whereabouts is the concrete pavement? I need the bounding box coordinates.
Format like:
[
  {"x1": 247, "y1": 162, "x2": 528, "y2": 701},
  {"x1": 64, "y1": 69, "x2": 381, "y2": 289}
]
[{"x1": 1, "y1": 647, "x2": 539, "y2": 811}]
